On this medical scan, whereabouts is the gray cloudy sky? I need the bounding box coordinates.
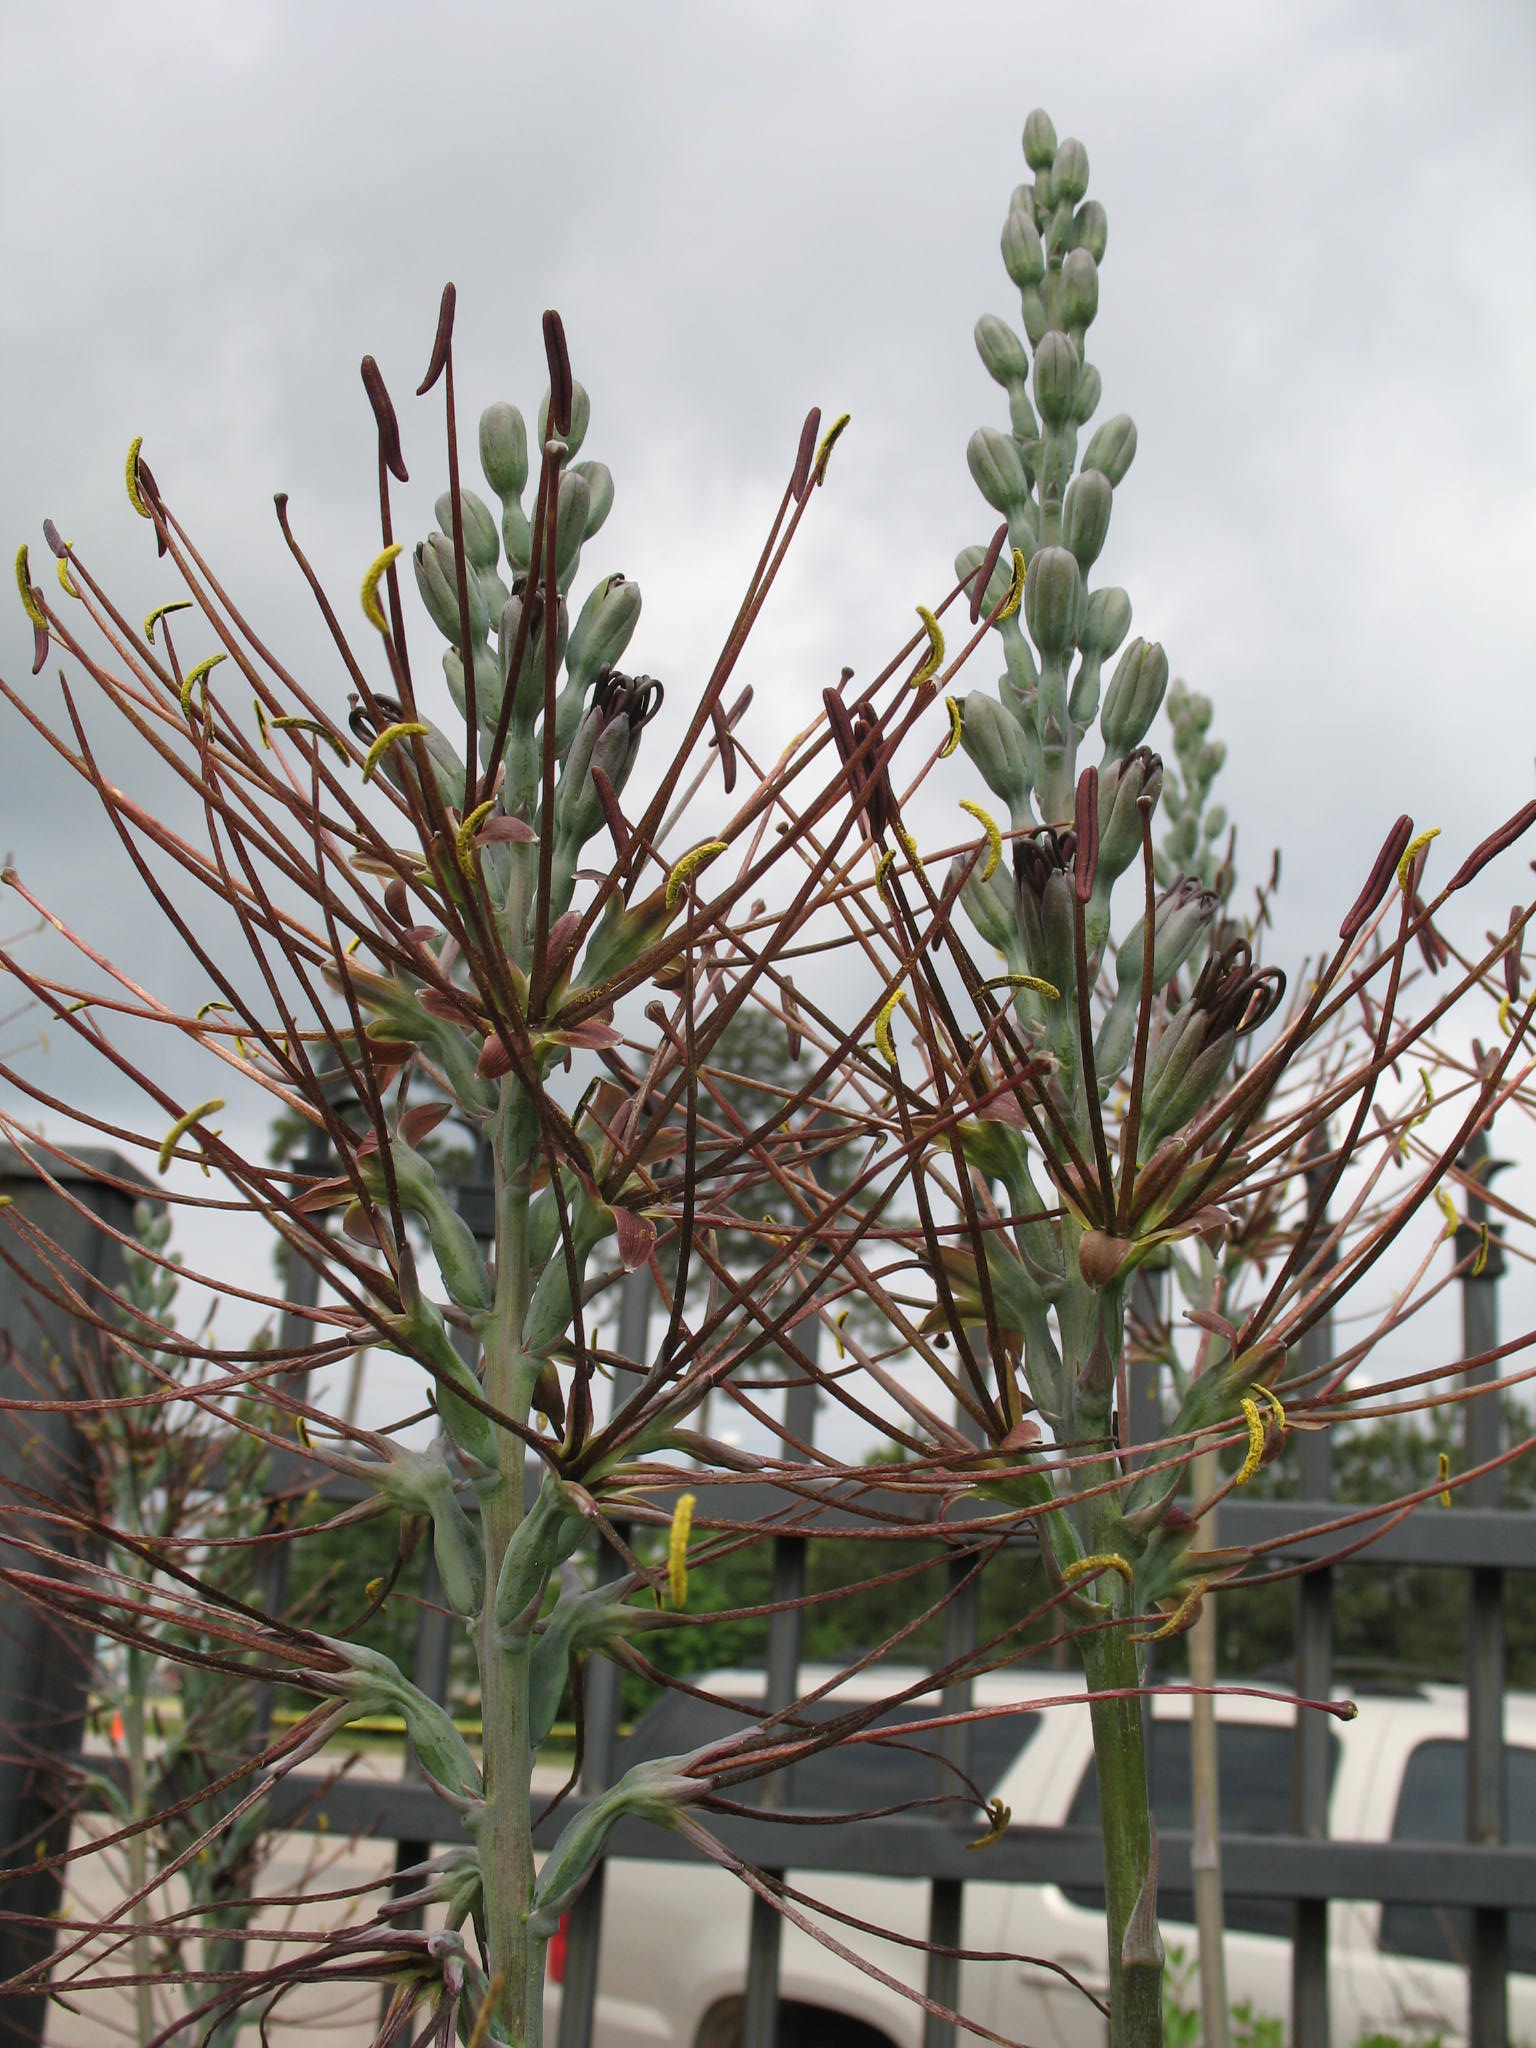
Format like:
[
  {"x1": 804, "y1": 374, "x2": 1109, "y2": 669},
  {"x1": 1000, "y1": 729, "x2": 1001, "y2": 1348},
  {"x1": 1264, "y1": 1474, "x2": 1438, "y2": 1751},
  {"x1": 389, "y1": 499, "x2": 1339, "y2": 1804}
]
[{"x1": 2, "y1": 3, "x2": 1534, "y2": 1220}]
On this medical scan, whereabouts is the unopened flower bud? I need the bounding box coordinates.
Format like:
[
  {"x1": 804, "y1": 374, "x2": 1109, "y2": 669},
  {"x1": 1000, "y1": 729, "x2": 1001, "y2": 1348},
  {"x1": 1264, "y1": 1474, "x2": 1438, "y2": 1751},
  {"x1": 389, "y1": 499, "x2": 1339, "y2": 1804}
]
[
  {"x1": 573, "y1": 459, "x2": 614, "y2": 538},
  {"x1": 554, "y1": 469, "x2": 591, "y2": 589},
  {"x1": 975, "y1": 314, "x2": 1029, "y2": 388},
  {"x1": 565, "y1": 572, "x2": 642, "y2": 701},
  {"x1": 1072, "y1": 201, "x2": 1108, "y2": 262},
  {"x1": 960, "y1": 691, "x2": 1034, "y2": 822},
  {"x1": 1081, "y1": 585, "x2": 1132, "y2": 659},
  {"x1": 968, "y1": 427, "x2": 1033, "y2": 517},
  {"x1": 954, "y1": 854, "x2": 1022, "y2": 958},
  {"x1": 433, "y1": 489, "x2": 500, "y2": 571},
  {"x1": 479, "y1": 402, "x2": 528, "y2": 501},
  {"x1": 1051, "y1": 137, "x2": 1090, "y2": 205},
  {"x1": 1024, "y1": 546, "x2": 1082, "y2": 659},
  {"x1": 1100, "y1": 636, "x2": 1168, "y2": 752},
  {"x1": 414, "y1": 532, "x2": 489, "y2": 644},
  {"x1": 1061, "y1": 247, "x2": 1099, "y2": 330},
  {"x1": 1062, "y1": 469, "x2": 1113, "y2": 571},
  {"x1": 537, "y1": 380, "x2": 591, "y2": 459},
  {"x1": 1096, "y1": 745, "x2": 1162, "y2": 884},
  {"x1": 1022, "y1": 108, "x2": 1059, "y2": 172},
  {"x1": 1083, "y1": 413, "x2": 1138, "y2": 486},
  {"x1": 1073, "y1": 363, "x2": 1103, "y2": 425},
  {"x1": 1031, "y1": 330, "x2": 1080, "y2": 428},
  {"x1": 1001, "y1": 209, "x2": 1046, "y2": 289}
]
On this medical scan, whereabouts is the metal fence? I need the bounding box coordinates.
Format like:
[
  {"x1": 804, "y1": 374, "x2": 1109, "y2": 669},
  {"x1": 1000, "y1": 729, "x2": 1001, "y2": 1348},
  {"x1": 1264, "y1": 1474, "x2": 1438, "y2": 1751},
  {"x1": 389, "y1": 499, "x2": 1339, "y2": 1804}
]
[{"x1": 2, "y1": 1139, "x2": 1533, "y2": 2048}]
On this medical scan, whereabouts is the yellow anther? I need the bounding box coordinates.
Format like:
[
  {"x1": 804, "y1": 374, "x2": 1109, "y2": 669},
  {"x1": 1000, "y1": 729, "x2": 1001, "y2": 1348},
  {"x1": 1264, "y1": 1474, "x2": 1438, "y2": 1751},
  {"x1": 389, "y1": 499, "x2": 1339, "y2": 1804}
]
[
  {"x1": 979, "y1": 971, "x2": 1061, "y2": 1001},
  {"x1": 360, "y1": 543, "x2": 403, "y2": 634},
  {"x1": 874, "y1": 988, "x2": 903, "y2": 1064},
  {"x1": 1256, "y1": 1384, "x2": 1286, "y2": 1433},
  {"x1": 456, "y1": 798, "x2": 496, "y2": 874},
  {"x1": 144, "y1": 599, "x2": 193, "y2": 643},
  {"x1": 1396, "y1": 827, "x2": 1440, "y2": 888},
  {"x1": 295, "y1": 1415, "x2": 312, "y2": 1450},
  {"x1": 667, "y1": 1492, "x2": 695, "y2": 1609},
  {"x1": 997, "y1": 547, "x2": 1025, "y2": 620},
  {"x1": 959, "y1": 798, "x2": 1002, "y2": 881},
  {"x1": 1410, "y1": 1069, "x2": 1434, "y2": 1126},
  {"x1": 813, "y1": 412, "x2": 850, "y2": 484},
  {"x1": 1472, "y1": 1220, "x2": 1489, "y2": 1277},
  {"x1": 966, "y1": 1797, "x2": 1011, "y2": 1851},
  {"x1": 874, "y1": 849, "x2": 897, "y2": 898},
  {"x1": 345, "y1": 934, "x2": 363, "y2": 955},
  {"x1": 253, "y1": 700, "x2": 271, "y2": 749},
  {"x1": 1435, "y1": 1185, "x2": 1459, "y2": 1235},
  {"x1": 1137, "y1": 1582, "x2": 1207, "y2": 1642},
  {"x1": 156, "y1": 1099, "x2": 226, "y2": 1175},
  {"x1": 179, "y1": 652, "x2": 226, "y2": 717},
  {"x1": 361, "y1": 720, "x2": 430, "y2": 783},
  {"x1": 911, "y1": 605, "x2": 945, "y2": 686},
  {"x1": 895, "y1": 824, "x2": 921, "y2": 866},
  {"x1": 940, "y1": 695, "x2": 964, "y2": 758},
  {"x1": 14, "y1": 546, "x2": 45, "y2": 629},
  {"x1": 270, "y1": 713, "x2": 350, "y2": 764},
  {"x1": 125, "y1": 436, "x2": 153, "y2": 518},
  {"x1": 834, "y1": 1309, "x2": 849, "y2": 1359},
  {"x1": 1060, "y1": 1552, "x2": 1135, "y2": 1592},
  {"x1": 56, "y1": 549, "x2": 78, "y2": 599},
  {"x1": 194, "y1": 1000, "x2": 233, "y2": 1021},
  {"x1": 1236, "y1": 1396, "x2": 1266, "y2": 1487},
  {"x1": 1438, "y1": 1451, "x2": 1452, "y2": 1509},
  {"x1": 365, "y1": 1576, "x2": 385, "y2": 1602},
  {"x1": 1498, "y1": 995, "x2": 1514, "y2": 1035},
  {"x1": 665, "y1": 839, "x2": 728, "y2": 910}
]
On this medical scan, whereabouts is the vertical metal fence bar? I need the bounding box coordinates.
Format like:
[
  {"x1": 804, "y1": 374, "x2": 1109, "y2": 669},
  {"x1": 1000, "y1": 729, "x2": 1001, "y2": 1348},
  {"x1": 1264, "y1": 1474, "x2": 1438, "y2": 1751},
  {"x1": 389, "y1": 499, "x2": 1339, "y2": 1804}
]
[
  {"x1": 557, "y1": 1265, "x2": 651, "y2": 2048},
  {"x1": 1292, "y1": 1168, "x2": 1336, "y2": 2048},
  {"x1": 742, "y1": 1328, "x2": 820, "y2": 2048},
  {"x1": 922, "y1": 1402, "x2": 979, "y2": 2048},
  {"x1": 1460, "y1": 1134, "x2": 1507, "y2": 2048}
]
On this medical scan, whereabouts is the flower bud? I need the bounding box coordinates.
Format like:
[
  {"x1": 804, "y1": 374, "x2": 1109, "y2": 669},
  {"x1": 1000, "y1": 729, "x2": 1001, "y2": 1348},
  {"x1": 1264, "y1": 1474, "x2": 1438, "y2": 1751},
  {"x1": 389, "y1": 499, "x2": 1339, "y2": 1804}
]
[
  {"x1": 1081, "y1": 585, "x2": 1132, "y2": 659},
  {"x1": 975, "y1": 313, "x2": 1029, "y2": 388},
  {"x1": 414, "y1": 532, "x2": 489, "y2": 645},
  {"x1": 1001, "y1": 209, "x2": 1046, "y2": 289},
  {"x1": 954, "y1": 854, "x2": 1022, "y2": 957},
  {"x1": 1073, "y1": 363, "x2": 1103, "y2": 425},
  {"x1": 1018, "y1": 287, "x2": 1049, "y2": 350},
  {"x1": 1100, "y1": 636, "x2": 1168, "y2": 752},
  {"x1": 573, "y1": 459, "x2": 614, "y2": 538},
  {"x1": 434, "y1": 489, "x2": 500, "y2": 571},
  {"x1": 955, "y1": 543, "x2": 1014, "y2": 622},
  {"x1": 1024, "y1": 546, "x2": 1082, "y2": 659},
  {"x1": 1072, "y1": 201, "x2": 1108, "y2": 262},
  {"x1": 1009, "y1": 181, "x2": 1035, "y2": 217},
  {"x1": 1096, "y1": 745, "x2": 1163, "y2": 885},
  {"x1": 1061, "y1": 247, "x2": 1099, "y2": 330},
  {"x1": 960, "y1": 691, "x2": 1034, "y2": 821},
  {"x1": 537, "y1": 379, "x2": 591, "y2": 459},
  {"x1": 1031, "y1": 330, "x2": 1080, "y2": 428},
  {"x1": 1083, "y1": 413, "x2": 1138, "y2": 486},
  {"x1": 554, "y1": 469, "x2": 591, "y2": 590},
  {"x1": 565, "y1": 571, "x2": 642, "y2": 700},
  {"x1": 1062, "y1": 469, "x2": 1113, "y2": 571},
  {"x1": 1023, "y1": 109, "x2": 1059, "y2": 172},
  {"x1": 479, "y1": 402, "x2": 528, "y2": 501},
  {"x1": 967, "y1": 427, "x2": 1033, "y2": 517},
  {"x1": 1051, "y1": 137, "x2": 1090, "y2": 205}
]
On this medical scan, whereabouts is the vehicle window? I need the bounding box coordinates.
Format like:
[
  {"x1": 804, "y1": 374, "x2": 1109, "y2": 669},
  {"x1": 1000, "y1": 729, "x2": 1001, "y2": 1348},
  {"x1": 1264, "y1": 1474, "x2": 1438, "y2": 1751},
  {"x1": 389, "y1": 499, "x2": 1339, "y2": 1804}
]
[
  {"x1": 616, "y1": 1692, "x2": 1039, "y2": 1811},
  {"x1": 1379, "y1": 1739, "x2": 1536, "y2": 1974},
  {"x1": 1063, "y1": 1720, "x2": 1339, "y2": 1939}
]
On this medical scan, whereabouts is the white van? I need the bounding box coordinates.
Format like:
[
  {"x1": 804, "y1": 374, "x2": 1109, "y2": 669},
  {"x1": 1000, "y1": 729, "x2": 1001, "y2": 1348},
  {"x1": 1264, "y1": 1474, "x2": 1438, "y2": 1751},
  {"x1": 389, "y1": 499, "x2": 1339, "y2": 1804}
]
[{"x1": 544, "y1": 1667, "x2": 1536, "y2": 2048}]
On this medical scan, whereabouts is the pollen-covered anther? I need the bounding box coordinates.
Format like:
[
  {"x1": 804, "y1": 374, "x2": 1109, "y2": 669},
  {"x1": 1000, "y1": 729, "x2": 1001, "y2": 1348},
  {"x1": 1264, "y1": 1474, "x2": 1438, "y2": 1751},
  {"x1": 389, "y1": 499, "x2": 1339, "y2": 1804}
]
[
  {"x1": 361, "y1": 720, "x2": 430, "y2": 783},
  {"x1": 997, "y1": 547, "x2": 1025, "y2": 621},
  {"x1": 144, "y1": 600, "x2": 193, "y2": 644},
  {"x1": 156, "y1": 1099, "x2": 226, "y2": 1175},
  {"x1": 14, "y1": 547, "x2": 45, "y2": 628},
  {"x1": 361, "y1": 543, "x2": 404, "y2": 634},
  {"x1": 959, "y1": 798, "x2": 1003, "y2": 881},
  {"x1": 664, "y1": 840, "x2": 728, "y2": 911},
  {"x1": 125, "y1": 437, "x2": 153, "y2": 518},
  {"x1": 966, "y1": 1798, "x2": 1011, "y2": 1852},
  {"x1": 1235, "y1": 1395, "x2": 1267, "y2": 1487},
  {"x1": 1060, "y1": 1552, "x2": 1135, "y2": 1594},
  {"x1": 874, "y1": 987, "x2": 903, "y2": 1064},
  {"x1": 1438, "y1": 1450, "x2": 1452, "y2": 1508},
  {"x1": 911, "y1": 605, "x2": 945, "y2": 686},
  {"x1": 667, "y1": 1492, "x2": 695, "y2": 1609},
  {"x1": 940, "y1": 696, "x2": 964, "y2": 758},
  {"x1": 1396, "y1": 826, "x2": 1441, "y2": 890},
  {"x1": 813, "y1": 412, "x2": 850, "y2": 485},
  {"x1": 179, "y1": 653, "x2": 227, "y2": 717}
]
